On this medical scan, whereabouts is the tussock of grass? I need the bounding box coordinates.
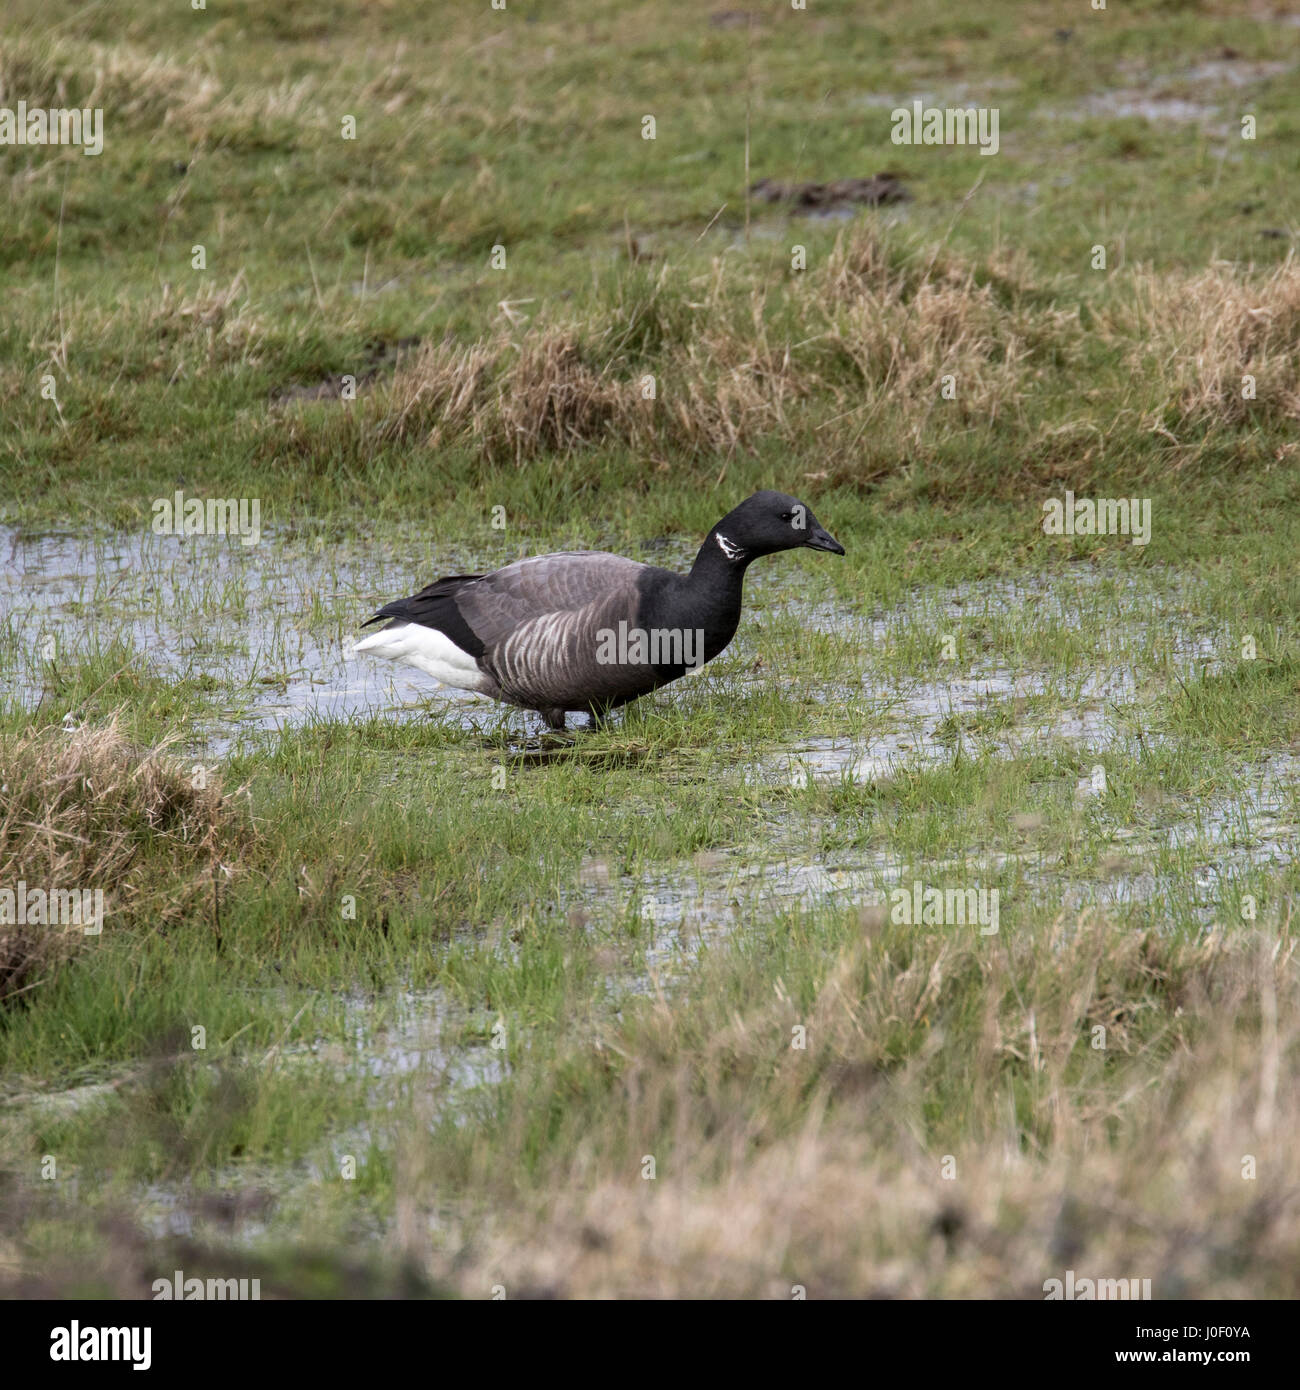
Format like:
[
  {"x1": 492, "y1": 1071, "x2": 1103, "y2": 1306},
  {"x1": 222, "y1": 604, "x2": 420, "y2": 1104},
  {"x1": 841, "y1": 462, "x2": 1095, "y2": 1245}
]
[
  {"x1": 147, "y1": 274, "x2": 266, "y2": 366},
  {"x1": 405, "y1": 914, "x2": 1299, "y2": 1297},
  {"x1": 0, "y1": 715, "x2": 249, "y2": 1005},
  {"x1": 0, "y1": 32, "x2": 317, "y2": 151},
  {"x1": 1117, "y1": 257, "x2": 1300, "y2": 428},
  {"x1": 0, "y1": 36, "x2": 218, "y2": 132},
  {"x1": 375, "y1": 332, "x2": 630, "y2": 461},
  {"x1": 258, "y1": 227, "x2": 1300, "y2": 493}
]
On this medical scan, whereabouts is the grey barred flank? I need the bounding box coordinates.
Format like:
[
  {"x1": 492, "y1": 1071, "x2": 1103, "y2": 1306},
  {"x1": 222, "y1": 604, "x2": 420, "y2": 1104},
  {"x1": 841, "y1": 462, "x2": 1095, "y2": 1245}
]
[{"x1": 594, "y1": 623, "x2": 706, "y2": 669}]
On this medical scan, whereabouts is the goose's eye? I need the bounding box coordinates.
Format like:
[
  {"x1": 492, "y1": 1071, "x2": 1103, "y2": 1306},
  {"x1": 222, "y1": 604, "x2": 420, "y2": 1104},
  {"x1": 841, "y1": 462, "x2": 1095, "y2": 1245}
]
[{"x1": 780, "y1": 512, "x2": 794, "y2": 522}]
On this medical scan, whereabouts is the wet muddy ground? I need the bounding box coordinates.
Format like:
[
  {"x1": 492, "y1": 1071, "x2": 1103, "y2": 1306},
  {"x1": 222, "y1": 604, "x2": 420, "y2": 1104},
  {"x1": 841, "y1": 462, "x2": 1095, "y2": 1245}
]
[
  {"x1": 6, "y1": 525, "x2": 1292, "y2": 1060},
  {"x1": 4, "y1": 524, "x2": 1295, "y2": 1254}
]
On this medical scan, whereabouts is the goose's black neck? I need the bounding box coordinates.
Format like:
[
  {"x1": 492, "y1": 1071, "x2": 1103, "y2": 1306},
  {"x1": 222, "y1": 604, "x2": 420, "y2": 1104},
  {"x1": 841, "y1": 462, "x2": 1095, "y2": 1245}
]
[
  {"x1": 688, "y1": 528, "x2": 754, "y2": 592},
  {"x1": 644, "y1": 528, "x2": 750, "y2": 661}
]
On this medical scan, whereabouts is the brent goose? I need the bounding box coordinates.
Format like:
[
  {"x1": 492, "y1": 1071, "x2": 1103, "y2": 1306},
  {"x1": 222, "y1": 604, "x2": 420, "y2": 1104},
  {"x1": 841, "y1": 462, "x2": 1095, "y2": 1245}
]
[{"x1": 353, "y1": 490, "x2": 844, "y2": 731}]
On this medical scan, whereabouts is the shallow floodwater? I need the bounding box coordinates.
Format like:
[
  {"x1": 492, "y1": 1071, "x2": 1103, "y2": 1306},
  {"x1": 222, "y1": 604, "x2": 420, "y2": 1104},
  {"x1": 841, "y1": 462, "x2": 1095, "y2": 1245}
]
[
  {"x1": 0, "y1": 526, "x2": 1221, "y2": 749},
  {"x1": 2, "y1": 525, "x2": 506, "y2": 746},
  {"x1": 6, "y1": 523, "x2": 1295, "y2": 1249},
  {"x1": 3, "y1": 525, "x2": 710, "y2": 749},
  {"x1": 6, "y1": 525, "x2": 1288, "y2": 959},
  {"x1": 586, "y1": 750, "x2": 1297, "y2": 984}
]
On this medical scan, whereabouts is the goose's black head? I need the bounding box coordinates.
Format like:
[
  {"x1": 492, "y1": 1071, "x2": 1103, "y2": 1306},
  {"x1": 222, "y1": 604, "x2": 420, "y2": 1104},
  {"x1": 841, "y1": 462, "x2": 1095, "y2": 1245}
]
[{"x1": 709, "y1": 490, "x2": 845, "y2": 563}]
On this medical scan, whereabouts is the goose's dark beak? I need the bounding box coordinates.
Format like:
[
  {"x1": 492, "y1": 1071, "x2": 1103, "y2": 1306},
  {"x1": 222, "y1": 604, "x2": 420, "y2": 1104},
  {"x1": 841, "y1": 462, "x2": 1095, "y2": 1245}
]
[{"x1": 805, "y1": 525, "x2": 845, "y2": 555}]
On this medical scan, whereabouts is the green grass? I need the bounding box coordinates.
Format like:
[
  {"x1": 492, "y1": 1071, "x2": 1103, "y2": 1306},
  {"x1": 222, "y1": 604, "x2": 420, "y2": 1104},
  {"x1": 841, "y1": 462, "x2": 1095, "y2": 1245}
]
[{"x1": 2, "y1": 0, "x2": 1299, "y2": 1298}]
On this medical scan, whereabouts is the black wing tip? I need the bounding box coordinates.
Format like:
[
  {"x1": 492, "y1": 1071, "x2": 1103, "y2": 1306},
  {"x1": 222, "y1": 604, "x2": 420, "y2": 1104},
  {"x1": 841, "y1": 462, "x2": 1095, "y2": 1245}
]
[{"x1": 360, "y1": 602, "x2": 408, "y2": 630}]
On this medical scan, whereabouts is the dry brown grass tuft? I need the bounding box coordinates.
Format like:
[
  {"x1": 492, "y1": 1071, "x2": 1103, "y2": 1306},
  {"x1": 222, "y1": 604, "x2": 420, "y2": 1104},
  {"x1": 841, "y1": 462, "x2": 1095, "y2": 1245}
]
[
  {"x1": 358, "y1": 226, "x2": 1080, "y2": 467},
  {"x1": 0, "y1": 35, "x2": 221, "y2": 131},
  {"x1": 377, "y1": 330, "x2": 651, "y2": 462},
  {"x1": 400, "y1": 915, "x2": 1299, "y2": 1297},
  {"x1": 376, "y1": 338, "x2": 502, "y2": 450},
  {"x1": 0, "y1": 716, "x2": 249, "y2": 1005},
  {"x1": 146, "y1": 274, "x2": 267, "y2": 368},
  {"x1": 491, "y1": 334, "x2": 630, "y2": 462},
  {"x1": 269, "y1": 224, "x2": 1291, "y2": 490},
  {"x1": 1113, "y1": 256, "x2": 1300, "y2": 427},
  {"x1": 823, "y1": 233, "x2": 1083, "y2": 433}
]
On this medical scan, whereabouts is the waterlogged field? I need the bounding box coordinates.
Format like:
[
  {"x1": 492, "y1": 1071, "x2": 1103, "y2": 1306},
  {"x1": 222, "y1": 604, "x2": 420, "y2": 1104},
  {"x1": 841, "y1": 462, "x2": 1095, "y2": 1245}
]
[{"x1": 1, "y1": 0, "x2": 1299, "y2": 1299}]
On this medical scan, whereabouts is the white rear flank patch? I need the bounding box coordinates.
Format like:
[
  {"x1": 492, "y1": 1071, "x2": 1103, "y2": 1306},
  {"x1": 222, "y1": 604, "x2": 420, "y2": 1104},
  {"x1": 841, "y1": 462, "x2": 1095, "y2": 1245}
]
[{"x1": 352, "y1": 623, "x2": 492, "y2": 693}]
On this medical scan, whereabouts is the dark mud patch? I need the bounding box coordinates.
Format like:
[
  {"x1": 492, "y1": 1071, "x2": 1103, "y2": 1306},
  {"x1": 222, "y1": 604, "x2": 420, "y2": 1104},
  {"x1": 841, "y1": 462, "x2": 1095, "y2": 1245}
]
[{"x1": 749, "y1": 174, "x2": 911, "y2": 210}]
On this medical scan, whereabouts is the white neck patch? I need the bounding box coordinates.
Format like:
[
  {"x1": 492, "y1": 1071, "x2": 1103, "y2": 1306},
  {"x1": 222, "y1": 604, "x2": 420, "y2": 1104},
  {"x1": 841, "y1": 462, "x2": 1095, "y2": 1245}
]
[{"x1": 715, "y1": 532, "x2": 745, "y2": 561}]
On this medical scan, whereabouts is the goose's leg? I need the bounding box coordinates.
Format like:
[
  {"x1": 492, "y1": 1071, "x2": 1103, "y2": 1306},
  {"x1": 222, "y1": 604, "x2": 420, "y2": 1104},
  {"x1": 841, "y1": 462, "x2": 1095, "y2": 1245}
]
[
  {"x1": 588, "y1": 703, "x2": 613, "y2": 731},
  {"x1": 540, "y1": 706, "x2": 567, "y2": 733}
]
